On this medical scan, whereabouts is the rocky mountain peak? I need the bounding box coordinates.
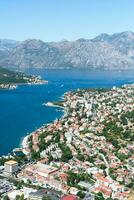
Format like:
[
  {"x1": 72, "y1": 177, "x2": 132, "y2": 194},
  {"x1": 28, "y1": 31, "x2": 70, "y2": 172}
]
[{"x1": 0, "y1": 31, "x2": 134, "y2": 70}]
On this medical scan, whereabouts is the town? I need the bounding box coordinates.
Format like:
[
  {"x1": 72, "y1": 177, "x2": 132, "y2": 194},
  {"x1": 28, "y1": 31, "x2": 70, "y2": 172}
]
[{"x1": 0, "y1": 84, "x2": 134, "y2": 200}]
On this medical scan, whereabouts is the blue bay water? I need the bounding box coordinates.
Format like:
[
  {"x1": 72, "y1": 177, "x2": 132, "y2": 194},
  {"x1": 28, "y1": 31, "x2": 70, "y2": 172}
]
[{"x1": 0, "y1": 69, "x2": 134, "y2": 156}]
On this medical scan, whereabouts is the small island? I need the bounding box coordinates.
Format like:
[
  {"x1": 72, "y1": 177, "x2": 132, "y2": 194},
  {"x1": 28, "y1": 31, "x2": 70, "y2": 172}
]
[{"x1": 0, "y1": 67, "x2": 48, "y2": 89}]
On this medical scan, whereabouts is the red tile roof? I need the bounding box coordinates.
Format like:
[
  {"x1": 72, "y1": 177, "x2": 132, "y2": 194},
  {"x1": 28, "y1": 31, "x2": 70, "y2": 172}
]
[{"x1": 61, "y1": 195, "x2": 78, "y2": 200}]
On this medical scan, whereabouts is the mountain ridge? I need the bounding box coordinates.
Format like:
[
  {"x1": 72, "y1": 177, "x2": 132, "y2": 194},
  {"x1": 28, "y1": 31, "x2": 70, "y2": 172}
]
[{"x1": 0, "y1": 31, "x2": 134, "y2": 70}]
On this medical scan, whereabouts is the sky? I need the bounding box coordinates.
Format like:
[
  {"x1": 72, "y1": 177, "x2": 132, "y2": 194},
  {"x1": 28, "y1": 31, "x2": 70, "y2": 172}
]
[{"x1": 0, "y1": 0, "x2": 134, "y2": 42}]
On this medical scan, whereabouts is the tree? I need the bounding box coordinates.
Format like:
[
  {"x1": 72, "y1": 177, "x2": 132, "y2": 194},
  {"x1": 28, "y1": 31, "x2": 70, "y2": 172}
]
[
  {"x1": 42, "y1": 196, "x2": 52, "y2": 200},
  {"x1": 15, "y1": 195, "x2": 20, "y2": 200},
  {"x1": 31, "y1": 150, "x2": 40, "y2": 160},
  {"x1": 126, "y1": 180, "x2": 134, "y2": 188},
  {"x1": 95, "y1": 192, "x2": 105, "y2": 200},
  {"x1": 100, "y1": 164, "x2": 106, "y2": 170},
  {"x1": 60, "y1": 145, "x2": 73, "y2": 162},
  {"x1": 27, "y1": 179, "x2": 31, "y2": 184},
  {"x1": 16, "y1": 182, "x2": 22, "y2": 190},
  {"x1": 20, "y1": 194, "x2": 24, "y2": 200},
  {"x1": 3, "y1": 196, "x2": 10, "y2": 200},
  {"x1": 77, "y1": 153, "x2": 85, "y2": 161},
  {"x1": 77, "y1": 191, "x2": 85, "y2": 198}
]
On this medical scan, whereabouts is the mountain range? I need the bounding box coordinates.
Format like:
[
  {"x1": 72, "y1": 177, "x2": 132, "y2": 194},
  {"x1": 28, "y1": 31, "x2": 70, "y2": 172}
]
[{"x1": 0, "y1": 31, "x2": 134, "y2": 71}]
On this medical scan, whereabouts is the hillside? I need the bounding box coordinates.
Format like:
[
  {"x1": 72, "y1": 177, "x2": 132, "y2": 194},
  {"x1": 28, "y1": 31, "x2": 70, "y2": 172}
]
[
  {"x1": 0, "y1": 67, "x2": 44, "y2": 89},
  {"x1": 0, "y1": 67, "x2": 31, "y2": 84},
  {"x1": 0, "y1": 31, "x2": 134, "y2": 70}
]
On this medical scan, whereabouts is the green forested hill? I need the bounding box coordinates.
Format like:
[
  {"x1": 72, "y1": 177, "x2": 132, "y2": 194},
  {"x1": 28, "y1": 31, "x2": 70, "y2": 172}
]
[{"x1": 0, "y1": 67, "x2": 35, "y2": 84}]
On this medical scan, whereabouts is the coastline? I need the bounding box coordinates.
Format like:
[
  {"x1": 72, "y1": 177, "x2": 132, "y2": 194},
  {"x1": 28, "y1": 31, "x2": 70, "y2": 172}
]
[
  {"x1": 42, "y1": 101, "x2": 64, "y2": 109},
  {"x1": 1, "y1": 82, "x2": 134, "y2": 199},
  {"x1": 1, "y1": 80, "x2": 133, "y2": 157},
  {"x1": 21, "y1": 99, "x2": 66, "y2": 155},
  {"x1": 21, "y1": 135, "x2": 30, "y2": 155},
  {"x1": 21, "y1": 82, "x2": 134, "y2": 156},
  {"x1": 0, "y1": 80, "x2": 49, "y2": 157},
  {"x1": 19, "y1": 82, "x2": 134, "y2": 200},
  {"x1": 0, "y1": 80, "x2": 48, "y2": 90},
  {"x1": 1, "y1": 81, "x2": 133, "y2": 157}
]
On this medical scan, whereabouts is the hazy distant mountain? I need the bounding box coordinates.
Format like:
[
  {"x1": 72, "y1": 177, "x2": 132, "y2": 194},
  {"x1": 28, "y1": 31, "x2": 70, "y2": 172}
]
[
  {"x1": 0, "y1": 39, "x2": 19, "y2": 51},
  {"x1": 0, "y1": 31, "x2": 134, "y2": 70}
]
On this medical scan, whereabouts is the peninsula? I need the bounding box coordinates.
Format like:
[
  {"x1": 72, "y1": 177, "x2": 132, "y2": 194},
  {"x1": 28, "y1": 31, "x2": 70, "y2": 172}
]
[
  {"x1": 0, "y1": 67, "x2": 47, "y2": 89},
  {"x1": 19, "y1": 84, "x2": 133, "y2": 200},
  {"x1": 0, "y1": 84, "x2": 133, "y2": 200}
]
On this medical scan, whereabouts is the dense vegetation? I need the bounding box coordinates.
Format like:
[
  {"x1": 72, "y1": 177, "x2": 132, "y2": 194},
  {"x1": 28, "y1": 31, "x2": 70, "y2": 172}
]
[{"x1": 0, "y1": 67, "x2": 33, "y2": 84}]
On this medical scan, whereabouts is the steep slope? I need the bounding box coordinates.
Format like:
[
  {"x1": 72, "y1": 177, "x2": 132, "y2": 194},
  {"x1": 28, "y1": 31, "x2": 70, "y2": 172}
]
[
  {"x1": 0, "y1": 39, "x2": 19, "y2": 51},
  {"x1": 0, "y1": 31, "x2": 134, "y2": 70},
  {"x1": 0, "y1": 39, "x2": 68, "y2": 70},
  {"x1": 0, "y1": 67, "x2": 33, "y2": 84}
]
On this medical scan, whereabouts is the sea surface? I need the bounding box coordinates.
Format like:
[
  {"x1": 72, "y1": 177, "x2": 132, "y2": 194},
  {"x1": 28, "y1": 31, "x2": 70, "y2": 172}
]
[{"x1": 0, "y1": 69, "x2": 134, "y2": 156}]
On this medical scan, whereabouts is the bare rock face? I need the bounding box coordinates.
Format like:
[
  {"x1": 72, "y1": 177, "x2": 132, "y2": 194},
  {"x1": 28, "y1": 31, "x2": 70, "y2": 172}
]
[{"x1": 0, "y1": 31, "x2": 134, "y2": 70}]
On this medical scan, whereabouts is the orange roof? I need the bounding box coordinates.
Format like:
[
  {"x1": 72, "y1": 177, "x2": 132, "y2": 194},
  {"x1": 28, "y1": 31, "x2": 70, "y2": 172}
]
[
  {"x1": 61, "y1": 195, "x2": 78, "y2": 200},
  {"x1": 94, "y1": 186, "x2": 112, "y2": 197},
  {"x1": 97, "y1": 176, "x2": 111, "y2": 183},
  {"x1": 39, "y1": 158, "x2": 49, "y2": 163},
  {"x1": 94, "y1": 173, "x2": 104, "y2": 177},
  {"x1": 60, "y1": 173, "x2": 68, "y2": 179}
]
